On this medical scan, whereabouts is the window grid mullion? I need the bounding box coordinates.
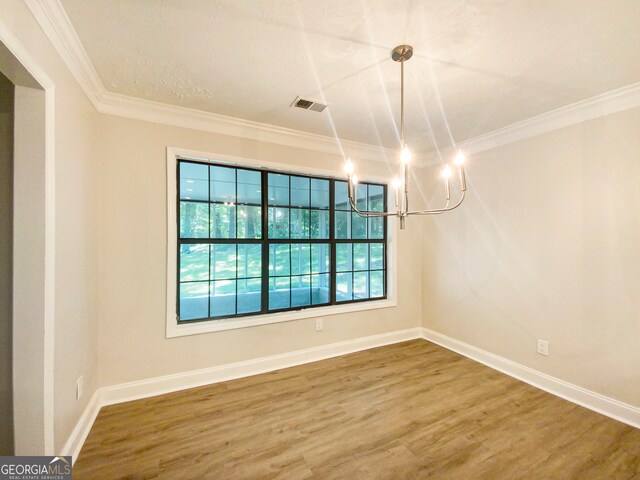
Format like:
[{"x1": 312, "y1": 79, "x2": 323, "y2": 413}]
[
  {"x1": 329, "y1": 179, "x2": 336, "y2": 305},
  {"x1": 351, "y1": 243, "x2": 355, "y2": 301},
  {"x1": 234, "y1": 170, "x2": 238, "y2": 315},
  {"x1": 367, "y1": 243, "x2": 371, "y2": 298},
  {"x1": 308, "y1": 180, "x2": 312, "y2": 240},
  {"x1": 261, "y1": 171, "x2": 269, "y2": 314},
  {"x1": 309, "y1": 242, "x2": 312, "y2": 304},
  {"x1": 234, "y1": 244, "x2": 238, "y2": 315},
  {"x1": 288, "y1": 244, "x2": 292, "y2": 308},
  {"x1": 207, "y1": 165, "x2": 211, "y2": 319}
]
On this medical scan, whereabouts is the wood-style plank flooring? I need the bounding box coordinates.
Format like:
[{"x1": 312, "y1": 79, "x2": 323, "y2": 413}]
[{"x1": 74, "y1": 340, "x2": 640, "y2": 479}]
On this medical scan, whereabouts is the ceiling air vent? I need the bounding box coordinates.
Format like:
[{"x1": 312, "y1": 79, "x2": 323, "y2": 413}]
[{"x1": 291, "y1": 96, "x2": 328, "y2": 112}]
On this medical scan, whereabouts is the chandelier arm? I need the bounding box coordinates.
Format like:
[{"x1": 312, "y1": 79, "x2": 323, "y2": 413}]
[
  {"x1": 430, "y1": 198, "x2": 451, "y2": 215},
  {"x1": 348, "y1": 195, "x2": 398, "y2": 217},
  {"x1": 354, "y1": 210, "x2": 398, "y2": 218},
  {"x1": 346, "y1": 192, "x2": 463, "y2": 218},
  {"x1": 405, "y1": 190, "x2": 466, "y2": 215}
]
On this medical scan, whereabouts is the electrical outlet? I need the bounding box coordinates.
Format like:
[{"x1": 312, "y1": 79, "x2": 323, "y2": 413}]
[
  {"x1": 537, "y1": 339, "x2": 549, "y2": 356},
  {"x1": 315, "y1": 318, "x2": 323, "y2": 331},
  {"x1": 76, "y1": 376, "x2": 84, "y2": 400}
]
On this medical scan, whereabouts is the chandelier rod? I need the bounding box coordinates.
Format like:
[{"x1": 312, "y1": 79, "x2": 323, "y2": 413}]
[
  {"x1": 400, "y1": 56, "x2": 409, "y2": 215},
  {"x1": 400, "y1": 54, "x2": 405, "y2": 148}
]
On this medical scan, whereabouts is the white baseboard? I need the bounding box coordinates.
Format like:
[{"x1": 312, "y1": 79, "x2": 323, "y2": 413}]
[
  {"x1": 99, "y1": 328, "x2": 422, "y2": 405},
  {"x1": 61, "y1": 390, "x2": 101, "y2": 464},
  {"x1": 62, "y1": 325, "x2": 639, "y2": 465},
  {"x1": 62, "y1": 327, "x2": 423, "y2": 460},
  {"x1": 421, "y1": 328, "x2": 640, "y2": 429}
]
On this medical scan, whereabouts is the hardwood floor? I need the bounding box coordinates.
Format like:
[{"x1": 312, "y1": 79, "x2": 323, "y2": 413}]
[{"x1": 74, "y1": 340, "x2": 640, "y2": 479}]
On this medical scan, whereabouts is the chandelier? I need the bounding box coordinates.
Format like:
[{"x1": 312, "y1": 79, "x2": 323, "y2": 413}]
[{"x1": 343, "y1": 45, "x2": 467, "y2": 229}]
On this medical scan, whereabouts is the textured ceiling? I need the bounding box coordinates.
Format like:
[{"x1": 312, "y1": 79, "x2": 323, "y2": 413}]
[{"x1": 61, "y1": 0, "x2": 640, "y2": 153}]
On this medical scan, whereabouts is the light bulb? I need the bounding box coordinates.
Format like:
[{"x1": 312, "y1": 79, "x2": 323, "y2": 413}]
[
  {"x1": 400, "y1": 146, "x2": 412, "y2": 164},
  {"x1": 455, "y1": 150, "x2": 465, "y2": 165},
  {"x1": 442, "y1": 165, "x2": 453, "y2": 178},
  {"x1": 344, "y1": 158, "x2": 354, "y2": 174},
  {"x1": 351, "y1": 174, "x2": 359, "y2": 185},
  {"x1": 391, "y1": 176, "x2": 402, "y2": 189}
]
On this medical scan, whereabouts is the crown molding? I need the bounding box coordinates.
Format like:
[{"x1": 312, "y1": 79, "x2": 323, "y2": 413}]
[
  {"x1": 96, "y1": 90, "x2": 396, "y2": 163},
  {"x1": 24, "y1": 0, "x2": 104, "y2": 109},
  {"x1": 459, "y1": 82, "x2": 640, "y2": 155},
  {"x1": 27, "y1": 0, "x2": 640, "y2": 164}
]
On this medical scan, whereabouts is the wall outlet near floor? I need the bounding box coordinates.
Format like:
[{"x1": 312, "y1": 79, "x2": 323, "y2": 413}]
[
  {"x1": 537, "y1": 339, "x2": 549, "y2": 356},
  {"x1": 315, "y1": 318, "x2": 323, "y2": 331},
  {"x1": 76, "y1": 376, "x2": 84, "y2": 400}
]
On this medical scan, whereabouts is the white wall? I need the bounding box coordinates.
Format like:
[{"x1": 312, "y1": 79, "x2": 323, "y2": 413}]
[
  {"x1": 422, "y1": 107, "x2": 640, "y2": 408},
  {"x1": 2, "y1": 0, "x2": 101, "y2": 452},
  {"x1": 97, "y1": 115, "x2": 423, "y2": 387},
  {"x1": 0, "y1": 70, "x2": 14, "y2": 455}
]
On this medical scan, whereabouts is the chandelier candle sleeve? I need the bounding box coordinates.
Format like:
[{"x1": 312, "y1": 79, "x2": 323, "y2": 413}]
[
  {"x1": 401, "y1": 146, "x2": 411, "y2": 212},
  {"x1": 344, "y1": 158, "x2": 354, "y2": 200},
  {"x1": 342, "y1": 44, "x2": 468, "y2": 229},
  {"x1": 455, "y1": 151, "x2": 467, "y2": 191},
  {"x1": 446, "y1": 176, "x2": 450, "y2": 201},
  {"x1": 351, "y1": 174, "x2": 359, "y2": 207},
  {"x1": 442, "y1": 165, "x2": 453, "y2": 200},
  {"x1": 392, "y1": 176, "x2": 401, "y2": 208}
]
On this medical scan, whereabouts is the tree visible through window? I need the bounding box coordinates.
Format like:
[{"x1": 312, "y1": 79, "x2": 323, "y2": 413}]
[{"x1": 177, "y1": 159, "x2": 387, "y2": 322}]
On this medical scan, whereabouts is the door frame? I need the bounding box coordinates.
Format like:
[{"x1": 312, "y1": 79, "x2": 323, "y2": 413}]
[{"x1": 0, "y1": 18, "x2": 56, "y2": 455}]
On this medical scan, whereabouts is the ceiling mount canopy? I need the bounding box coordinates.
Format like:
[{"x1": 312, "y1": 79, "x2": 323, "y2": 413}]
[
  {"x1": 391, "y1": 44, "x2": 413, "y2": 62},
  {"x1": 343, "y1": 45, "x2": 467, "y2": 229}
]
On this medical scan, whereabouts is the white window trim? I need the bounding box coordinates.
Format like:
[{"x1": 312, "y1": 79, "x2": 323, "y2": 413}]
[{"x1": 166, "y1": 147, "x2": 398, "y2": 338}]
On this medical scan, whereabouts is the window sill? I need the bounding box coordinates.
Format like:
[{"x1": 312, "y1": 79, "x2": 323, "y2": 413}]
[{"x1": 166, "y1": 298, "x2": 397, "y2": 338}]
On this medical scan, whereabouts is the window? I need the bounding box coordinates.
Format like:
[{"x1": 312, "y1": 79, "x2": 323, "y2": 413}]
[{"x1": 176, "y1": 158, "x2": 387, "y2": 324}]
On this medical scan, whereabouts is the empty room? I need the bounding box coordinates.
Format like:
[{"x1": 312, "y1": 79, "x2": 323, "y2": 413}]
[{"x1": 1, "y1": 1, "x2": 639, "y2": 478}]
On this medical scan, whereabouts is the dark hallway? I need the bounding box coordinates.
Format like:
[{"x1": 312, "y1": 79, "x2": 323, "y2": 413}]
[{"x1": 0, "y1": 69, "x2": 15, "y2": 455}]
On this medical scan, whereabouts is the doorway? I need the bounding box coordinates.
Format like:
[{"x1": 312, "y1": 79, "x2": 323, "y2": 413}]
[
  {"x1": 0, "y1": 31, "x2": 55, "y2": 455},
  {"x1": 0, "y1": 68, "x2": 14, "y2": 456}
]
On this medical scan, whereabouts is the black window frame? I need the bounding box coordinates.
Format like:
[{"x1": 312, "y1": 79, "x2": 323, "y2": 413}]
[{"x1": 176, "y1": 158, "x2": 388, "y2": 324}]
